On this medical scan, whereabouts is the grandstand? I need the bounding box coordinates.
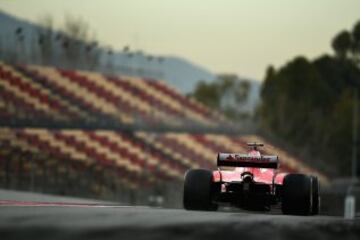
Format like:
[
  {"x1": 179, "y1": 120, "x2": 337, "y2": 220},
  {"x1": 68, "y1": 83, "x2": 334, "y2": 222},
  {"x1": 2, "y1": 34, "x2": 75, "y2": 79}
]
[
  {"x1": 0, "y1": 62, "x2": 326, "y2": 205},
  {"x1": 0, "y1": 62, "x2": 229, "y2": 130}
]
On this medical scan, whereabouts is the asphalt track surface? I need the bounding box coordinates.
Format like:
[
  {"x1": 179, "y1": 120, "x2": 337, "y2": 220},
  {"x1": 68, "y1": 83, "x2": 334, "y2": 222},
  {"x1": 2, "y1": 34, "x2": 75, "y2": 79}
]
[{"x1": 0, "y1": 190, "x2": 359, "y2": 240}]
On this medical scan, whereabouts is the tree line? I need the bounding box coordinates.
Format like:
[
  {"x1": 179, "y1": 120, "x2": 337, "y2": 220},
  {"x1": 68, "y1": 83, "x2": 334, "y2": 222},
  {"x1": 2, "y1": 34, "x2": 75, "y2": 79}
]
[
  {"x1": 190, "y1": 74, "x2": 253, "y2": 120},
  {"x1": 259, "y1": 20, "x2": 360, "y2": 176}
]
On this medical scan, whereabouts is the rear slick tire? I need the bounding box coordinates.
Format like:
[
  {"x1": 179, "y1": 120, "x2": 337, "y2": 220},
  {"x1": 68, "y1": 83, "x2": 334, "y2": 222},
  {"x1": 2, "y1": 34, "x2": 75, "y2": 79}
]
[
  {"x1": 183, "y1": 169, "x2": 218, "y2": 211},
  {"x1": 281, "y1": 174, "x2": 312, "y2": 215}
]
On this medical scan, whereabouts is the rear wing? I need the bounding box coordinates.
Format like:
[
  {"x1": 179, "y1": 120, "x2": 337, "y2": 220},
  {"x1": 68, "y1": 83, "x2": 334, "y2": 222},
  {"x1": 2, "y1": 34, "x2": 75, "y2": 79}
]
[{"x1": 217, "y1": 153, "x2": 279, "y2": 169}]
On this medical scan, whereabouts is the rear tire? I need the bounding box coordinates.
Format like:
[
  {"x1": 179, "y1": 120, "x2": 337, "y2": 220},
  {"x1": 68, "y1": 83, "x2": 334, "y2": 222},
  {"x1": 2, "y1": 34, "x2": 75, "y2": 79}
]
[
  {"x1": 281, "y1": 174, "x2": 312, "y2": 215},
  {"x1": 183, "y1": 169, "x2": 218, "y2": 211},
  {"x1": 311, "y1": 176, "x2": 320, "y2": 215}
]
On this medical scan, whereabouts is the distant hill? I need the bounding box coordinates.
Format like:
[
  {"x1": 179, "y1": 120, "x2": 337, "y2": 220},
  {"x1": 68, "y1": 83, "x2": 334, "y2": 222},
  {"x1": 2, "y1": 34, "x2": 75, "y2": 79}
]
[
  {"x1": 0, "y1": 10, "x2": 260, "y2": 113},
  {"x1": 0, "y1": 10, "x2": 215, "y2": 93},
  {"x1": 108, "y1": 52, "x2": 216, "y2": 94}
]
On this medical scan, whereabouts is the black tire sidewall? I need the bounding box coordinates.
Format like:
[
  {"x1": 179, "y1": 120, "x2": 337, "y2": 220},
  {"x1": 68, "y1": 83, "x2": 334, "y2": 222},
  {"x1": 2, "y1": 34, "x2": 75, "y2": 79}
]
[
  {"x1": 183, "y1": 169, "x2": 216, "y2": 210},
  {"x1": 311, "y1": 176, "x2": 320, "y2": 215},
  {"x1": 282, "y1": 174, "x2": 312, "y2": 215}
]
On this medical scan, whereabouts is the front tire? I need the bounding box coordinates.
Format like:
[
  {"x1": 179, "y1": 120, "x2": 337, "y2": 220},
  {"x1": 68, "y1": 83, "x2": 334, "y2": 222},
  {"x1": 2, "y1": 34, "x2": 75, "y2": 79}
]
[
  {"x1": 281, "y1": 174, "x2": 312, "y2": 215},
  {"x1": 183, "y1": 169, "x2": 218, "y2": 211}
]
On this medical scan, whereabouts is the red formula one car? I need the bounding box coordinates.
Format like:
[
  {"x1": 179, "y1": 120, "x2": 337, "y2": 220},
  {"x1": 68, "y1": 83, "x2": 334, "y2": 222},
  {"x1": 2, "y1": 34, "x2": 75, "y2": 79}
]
[{"x1": 183, "y1": 143, "x2": 320, "y2": 215}]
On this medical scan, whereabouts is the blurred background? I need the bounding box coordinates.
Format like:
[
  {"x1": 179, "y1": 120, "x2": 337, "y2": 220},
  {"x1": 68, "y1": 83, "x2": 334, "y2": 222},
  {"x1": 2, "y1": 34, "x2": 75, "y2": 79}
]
[{"x1": 0, "y1": 0, "x2": 359, "y2": 212}]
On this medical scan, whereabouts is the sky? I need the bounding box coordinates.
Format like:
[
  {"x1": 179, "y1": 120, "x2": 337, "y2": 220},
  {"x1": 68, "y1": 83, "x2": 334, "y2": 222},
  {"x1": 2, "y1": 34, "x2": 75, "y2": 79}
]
[{"x1": 0, "y1": 0, "x2": 360, "y2": 81}]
